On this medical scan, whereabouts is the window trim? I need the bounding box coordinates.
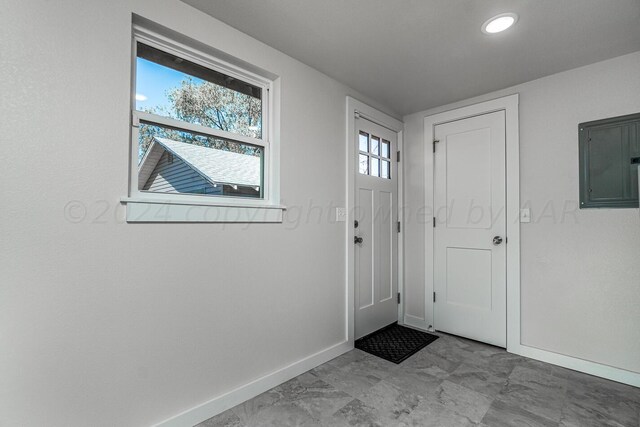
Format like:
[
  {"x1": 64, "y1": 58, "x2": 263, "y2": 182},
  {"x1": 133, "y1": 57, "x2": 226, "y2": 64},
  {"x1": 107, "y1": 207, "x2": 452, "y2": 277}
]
[{"x1": 123, "y1": 24, "x2": 283, "y2": 222}]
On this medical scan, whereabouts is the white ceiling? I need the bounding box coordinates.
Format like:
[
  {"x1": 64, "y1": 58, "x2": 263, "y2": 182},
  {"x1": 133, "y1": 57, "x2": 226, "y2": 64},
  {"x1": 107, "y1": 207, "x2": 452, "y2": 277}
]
[{"x1": 182, "y1": 0, "x2": 640, "y2": 116}]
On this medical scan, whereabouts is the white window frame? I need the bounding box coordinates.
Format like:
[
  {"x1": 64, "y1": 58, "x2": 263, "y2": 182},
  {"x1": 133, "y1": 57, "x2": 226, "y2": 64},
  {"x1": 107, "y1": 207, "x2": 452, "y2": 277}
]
[{"x1": 122, "y1": 25, "x2": 283, "y2": 222}]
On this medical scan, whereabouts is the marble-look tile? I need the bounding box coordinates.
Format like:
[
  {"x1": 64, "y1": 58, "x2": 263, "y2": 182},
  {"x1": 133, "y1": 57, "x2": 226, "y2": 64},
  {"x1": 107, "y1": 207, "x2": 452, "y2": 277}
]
[
  {"x1": 424, "y1": 338, "x2": 473, "y2": 365},
  {"x1": 242, "y1": 402, "x2": 319, "y2": 427},
  {"x1": 328, "y1": 398, "x2": 384, "y2": 427},
  {"x1": 559, "y1": 399, "x2": 637, "y2": 427},
  {"x1": 509, "y1": 366, "x2": 567, "y2": 393},
  {"x1": 232, "y1": 387, "x2": 282, "y2": 424},
  {"x1": 561, "y1": 378, "x2": 638, "y2": 427},
  {"x1": 384, "y1": 367, "x2": 442, "y2": 399},
  {"x1": 311, "y1": 359, "x2": 384, "y2": 398},
  {"x1": 195, "y1": 409, "x2": 244, "y2": 427},
  {"x1": 431, "y1": 380, "x2": 493, "y2": 423},
  {"x1": 482, "y1": 398, "x2": 559, "y2": 427},
  {"x1": 357, "y1": 380, "x2": 422, "y2": 423},
  {"x1": 402, "y1": 350, "x2": 461, "y2": 380},
  {"x1": 279, "y1": 372, "x2": 354, "y2": 419},
  {"x1": 198, "y1": 334, "x2": 638, "y2": 427},
  {"x1": 476, "y1": 350, "x2": 525, "y2": 375},
  {"x1": 497, "y1": 378, "x2": 566, "y2": 423},
  {"x1": 567, "y1": 370, "x2": 640, "y2": 404},
  {"x1": 399, "y1": 398, "x2": 476, "y2": 427},
  {"x1": 232, "y1": 372, "x2": 351, "y2": 425},
  {"x1": 447, "y1": 361, "x2": 509, "y2": 397},
  {"x1": 325, "y1": 350, "x2": 372, "y2": 369},
  {"x1": 460, "y1": 338, "x2": 505, "y2": 357},
  {"x1": 517, "y1": 358, "x2": 574, "y2": 379}
]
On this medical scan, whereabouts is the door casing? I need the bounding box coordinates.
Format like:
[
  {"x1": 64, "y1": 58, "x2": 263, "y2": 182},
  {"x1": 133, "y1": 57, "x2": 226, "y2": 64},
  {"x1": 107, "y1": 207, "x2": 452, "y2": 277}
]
[
  {"x1": 346, "y1": 97, "x2": 404, "y2": 346},
  {"x1": 424, "y1": 94, "x2": 520, "y2": 353}
]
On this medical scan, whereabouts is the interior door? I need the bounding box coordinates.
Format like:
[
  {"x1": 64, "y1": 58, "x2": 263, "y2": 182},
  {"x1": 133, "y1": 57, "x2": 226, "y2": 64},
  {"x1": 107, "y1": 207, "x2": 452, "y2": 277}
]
[
  {"x1": 433, "y1": 111, "x2": 507, "y2": 347},
  {"x1": 355, "y1": 118, "x2": 398, "y2": 339}
]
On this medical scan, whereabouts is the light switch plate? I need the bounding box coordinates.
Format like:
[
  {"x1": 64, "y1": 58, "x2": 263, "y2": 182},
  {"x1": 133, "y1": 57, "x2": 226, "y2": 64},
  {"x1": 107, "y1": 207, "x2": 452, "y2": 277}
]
[
  {"x1": 335, "y1": 207, "x2": 347, "y2": 222},
  {"x1": 520, "y1": 208, "x2": 531, "y2": 223}
]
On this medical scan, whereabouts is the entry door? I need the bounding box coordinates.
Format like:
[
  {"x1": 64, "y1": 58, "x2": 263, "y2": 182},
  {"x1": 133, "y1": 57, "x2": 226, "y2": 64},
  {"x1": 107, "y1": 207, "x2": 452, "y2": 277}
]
[
  {"x1": 433, "y1": 111, "x2": 506, "y2": 347},
  {"x1": 355, "y1": 118, "x2": 398, "y2": 339}
]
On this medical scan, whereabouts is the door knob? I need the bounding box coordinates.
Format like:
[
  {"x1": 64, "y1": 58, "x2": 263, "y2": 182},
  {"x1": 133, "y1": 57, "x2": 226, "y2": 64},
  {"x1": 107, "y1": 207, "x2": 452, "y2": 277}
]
[
  {"x1": 354, "y1": 236, "x2": 364, "y2": 244},
  {"x1": 493, "y1": 236, "x2": 503, "y2": 245}
]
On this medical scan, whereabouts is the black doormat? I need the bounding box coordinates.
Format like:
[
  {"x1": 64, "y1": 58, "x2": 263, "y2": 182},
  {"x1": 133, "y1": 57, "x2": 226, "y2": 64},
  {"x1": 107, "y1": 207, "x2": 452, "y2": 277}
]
[{"x1": 355, "y1": 323, "x2": 439, "y2": 364}]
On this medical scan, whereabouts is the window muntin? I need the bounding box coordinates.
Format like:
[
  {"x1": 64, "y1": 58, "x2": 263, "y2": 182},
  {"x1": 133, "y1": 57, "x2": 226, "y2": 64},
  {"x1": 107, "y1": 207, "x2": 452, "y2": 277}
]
[
  {"x1": 358, "y1": 131, "x2": 391, "y2": 179},
  {"x1": 131, "y1": 35, "x2": 270, "y2": 201}
]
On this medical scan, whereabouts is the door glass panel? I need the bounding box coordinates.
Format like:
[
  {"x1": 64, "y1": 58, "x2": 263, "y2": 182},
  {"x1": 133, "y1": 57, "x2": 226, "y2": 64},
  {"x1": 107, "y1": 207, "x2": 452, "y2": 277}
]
[
  {"x1": 370, "y1": 157, "x2": 380, "y2": 177},
  {"x1": 359, "y1": 154, "x2": 369, "y2": 175},
  {"x1": 359, "y1": 132, "x2": 369, "y2": 153},
  {"x1": 381, "y1": 160, "x2": 390, "y2": 179},
  {"x1": 381, "y1": 140, "x2": 390, "y2": 158},
  {"x1": 370, "y1": 136, "x2": 380, "y2": 156}
]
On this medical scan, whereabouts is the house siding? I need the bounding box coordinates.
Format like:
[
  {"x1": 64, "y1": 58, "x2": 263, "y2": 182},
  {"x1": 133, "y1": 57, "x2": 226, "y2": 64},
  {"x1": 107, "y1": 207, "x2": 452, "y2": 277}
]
[{"x1": 143, "y1": 151, "x2": 221, "y2": 195}]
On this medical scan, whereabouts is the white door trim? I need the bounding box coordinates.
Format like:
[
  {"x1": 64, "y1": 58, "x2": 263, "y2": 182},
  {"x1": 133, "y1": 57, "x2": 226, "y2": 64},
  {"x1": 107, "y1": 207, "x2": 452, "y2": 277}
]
[
  {"x1": 423, "y1": 94, "x2": 520, "y2": 352},
  {"x1": 346, "y1": 97, "x2": 404, "y2": 346}
]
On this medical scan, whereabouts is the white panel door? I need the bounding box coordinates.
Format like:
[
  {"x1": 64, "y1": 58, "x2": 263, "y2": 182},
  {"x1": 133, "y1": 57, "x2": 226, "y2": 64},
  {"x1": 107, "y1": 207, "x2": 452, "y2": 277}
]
[
  {"x1": 355, "y1": 119, "x2": 398, "y2": 339},
  {"x1": 434, "y1": 111, "x2": 507, "y2": 347}
]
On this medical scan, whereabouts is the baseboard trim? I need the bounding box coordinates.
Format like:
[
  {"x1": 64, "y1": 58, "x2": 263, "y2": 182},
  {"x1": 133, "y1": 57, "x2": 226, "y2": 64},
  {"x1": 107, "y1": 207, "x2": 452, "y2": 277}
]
[
  {"x1": 513, "y1": 344, "x2": 640, "y2": 388},
  {"x1": 403, "y1": 315, "x2": 429, "y2": 331},
  {"x1": 153, "y1": 340, "x2": 353, "y2": 427}
]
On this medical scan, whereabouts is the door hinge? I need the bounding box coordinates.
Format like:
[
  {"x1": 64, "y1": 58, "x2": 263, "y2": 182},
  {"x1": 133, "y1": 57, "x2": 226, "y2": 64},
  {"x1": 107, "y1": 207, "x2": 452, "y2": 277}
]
[
  {"x1": 397, "y1": 221, "x2": 401, "y2": 233},
  {"x1": 397, "y1": 150, "x2": 401, "y2": 162},
  {"x1": 433, "y1": 292, "x2": 436, "y2": 303},
  {"x1": 433, "y1": 217, "x2": 436, "y2": 228},
  {"x1": 433, "y1": 139, "x2": 440, "y2": 153},
  {"x1": 397, "y1": 292, "x2": 401, "y2": 304}
]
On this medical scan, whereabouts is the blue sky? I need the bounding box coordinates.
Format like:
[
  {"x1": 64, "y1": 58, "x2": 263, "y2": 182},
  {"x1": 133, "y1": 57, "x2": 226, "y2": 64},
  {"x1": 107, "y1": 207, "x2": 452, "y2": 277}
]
[{"x1": 135, "y1": 58, "x2": 203, "y2": 112}]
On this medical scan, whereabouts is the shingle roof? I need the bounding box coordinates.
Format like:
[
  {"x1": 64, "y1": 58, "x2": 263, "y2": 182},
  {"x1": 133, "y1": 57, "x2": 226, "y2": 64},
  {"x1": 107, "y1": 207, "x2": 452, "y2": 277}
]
[{"x1": 150, "y1": 137, "x2": 261, "y2": 187}]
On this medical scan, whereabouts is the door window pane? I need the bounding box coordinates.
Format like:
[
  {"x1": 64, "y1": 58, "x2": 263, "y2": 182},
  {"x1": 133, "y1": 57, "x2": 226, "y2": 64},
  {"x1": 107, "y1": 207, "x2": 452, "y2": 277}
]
[
  {"x1": 370, "y1": 157, "x2": 380, "y2": 177},
  {"x1": 370, "y1": 136, "x2": 380, "y2": 156},
  {"x1": 381, "y1": 160, "x2": 390, "y2": 179},
  {"x1": 381, "y1": 140, "x2": 390, "y2": 158},
  {"x1": 359, "y1": 154, "x2": 369, "y2": 175},
  {"x1": 359, "y1": 132, "x2": 369, "y2": 152}
]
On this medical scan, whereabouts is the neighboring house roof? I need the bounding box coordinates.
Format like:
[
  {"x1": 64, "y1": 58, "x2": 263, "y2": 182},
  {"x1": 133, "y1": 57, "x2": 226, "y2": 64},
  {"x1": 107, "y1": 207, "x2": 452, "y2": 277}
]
[{"x1": 138, "y1": 137, "x2": 261, "y2": 189}]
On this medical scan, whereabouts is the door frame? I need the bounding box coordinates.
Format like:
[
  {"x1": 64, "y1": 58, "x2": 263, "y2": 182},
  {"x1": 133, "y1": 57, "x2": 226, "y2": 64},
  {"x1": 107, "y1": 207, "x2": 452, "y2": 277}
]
[
  {"x1": 346, "y1": 96, "x2": 404, "y2": 346},
  {"x1": 424, "y1": 94, "x2": 520, "y2": 353}
]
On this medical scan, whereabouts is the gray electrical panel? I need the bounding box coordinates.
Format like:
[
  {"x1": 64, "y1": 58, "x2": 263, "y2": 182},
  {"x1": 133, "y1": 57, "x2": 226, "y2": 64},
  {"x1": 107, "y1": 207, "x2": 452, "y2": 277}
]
[{"x1": 579, "y1": 113, "x2": 640, "y2": 208}]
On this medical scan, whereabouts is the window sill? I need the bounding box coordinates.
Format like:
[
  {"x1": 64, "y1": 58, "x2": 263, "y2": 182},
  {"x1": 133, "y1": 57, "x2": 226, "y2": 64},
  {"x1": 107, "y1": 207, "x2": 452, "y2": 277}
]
[{"x1": 120, "y1": 197, "x2": 285, "y2": 223}]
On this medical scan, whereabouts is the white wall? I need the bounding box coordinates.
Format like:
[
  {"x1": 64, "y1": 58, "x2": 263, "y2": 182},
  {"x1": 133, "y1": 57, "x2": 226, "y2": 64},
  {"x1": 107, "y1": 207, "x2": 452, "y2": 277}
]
[
  {"x1": 0, "y1": 1, "x2": 397, "y2": 426},
  {"x1": 403, "y1": 52, "x2": 640, "y2": 374}
]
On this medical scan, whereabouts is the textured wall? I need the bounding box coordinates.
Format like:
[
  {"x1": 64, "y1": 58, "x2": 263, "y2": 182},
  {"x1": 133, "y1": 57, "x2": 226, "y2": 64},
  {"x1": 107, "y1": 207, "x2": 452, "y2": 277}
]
[
  {"x1": 0, "y1": 1, "x2": 396, "y2": 425},
  {"x1": 403, "y1": 51, "x2": 640, "y2": 373}
]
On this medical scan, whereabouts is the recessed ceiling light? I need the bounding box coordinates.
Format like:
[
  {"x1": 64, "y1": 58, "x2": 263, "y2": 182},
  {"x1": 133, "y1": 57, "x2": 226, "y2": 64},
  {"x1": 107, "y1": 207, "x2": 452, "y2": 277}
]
[{"x1": 482, "y1": 13, "x2": 518, "y2": 35}]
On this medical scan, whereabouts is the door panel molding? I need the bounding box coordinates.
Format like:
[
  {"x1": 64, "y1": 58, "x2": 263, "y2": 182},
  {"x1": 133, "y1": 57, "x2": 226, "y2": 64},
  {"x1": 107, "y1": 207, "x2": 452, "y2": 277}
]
[
  {"x1": 424, "y1": 94, "x2": 520, "y2": 352},
  {"x1": 434, "y1": 110, "x2": 507, "y2": 347}
]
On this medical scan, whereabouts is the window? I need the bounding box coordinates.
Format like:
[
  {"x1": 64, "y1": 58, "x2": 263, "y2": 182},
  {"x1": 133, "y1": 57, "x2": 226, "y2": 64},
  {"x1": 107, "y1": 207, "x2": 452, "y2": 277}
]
[
  {"x1": 359, "y1": 131, "x2": 391, "y2": 179},
  {"x1": 125, "y1": 25, "x2": 281, "y2": 223},
  {"x1": 579, "y1": 113, "x2": 640, "y2": 208}
]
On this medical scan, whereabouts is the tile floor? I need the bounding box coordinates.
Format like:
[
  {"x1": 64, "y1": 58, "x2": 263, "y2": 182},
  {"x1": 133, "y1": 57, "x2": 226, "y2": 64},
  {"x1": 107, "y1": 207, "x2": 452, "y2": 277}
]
[{"x1": 197, "y1": 333, "x2": 640, "y2": 426}]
